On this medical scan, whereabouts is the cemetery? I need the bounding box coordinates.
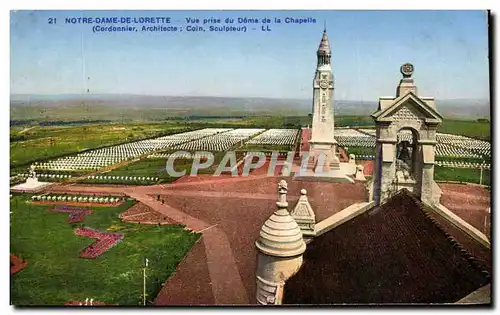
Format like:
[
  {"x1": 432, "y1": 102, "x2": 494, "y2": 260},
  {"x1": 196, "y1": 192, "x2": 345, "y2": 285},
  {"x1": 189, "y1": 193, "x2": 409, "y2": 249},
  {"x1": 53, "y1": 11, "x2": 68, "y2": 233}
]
[
  {"x1": 10, "y1": 123, "x2": 491, "y2": 188},
  {"x1": 336, "y1": 128, "x2": 491, "y2": 169},
  {"x1": 243, "y1": 128, "x2": 300, "y2": 151},
  {"x1": 172, "y1": 128, "x2": 265, "y2": 152}
]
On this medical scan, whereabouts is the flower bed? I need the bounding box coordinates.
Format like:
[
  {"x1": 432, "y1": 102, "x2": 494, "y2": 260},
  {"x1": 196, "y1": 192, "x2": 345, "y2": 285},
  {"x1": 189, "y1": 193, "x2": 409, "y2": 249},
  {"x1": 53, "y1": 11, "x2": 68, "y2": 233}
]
[
  {"x1": 10, "y1": 254, "x2": 28, "y2": 275},
  {"x1": 50, "y1": 206, "x2": 93, "y2": 223},
  {"x1": 119, "y1": 202, "x2": 170, "y2": 225},
  {"x1": 74, "y1": 227, "x2": 124, "y2": 259}
]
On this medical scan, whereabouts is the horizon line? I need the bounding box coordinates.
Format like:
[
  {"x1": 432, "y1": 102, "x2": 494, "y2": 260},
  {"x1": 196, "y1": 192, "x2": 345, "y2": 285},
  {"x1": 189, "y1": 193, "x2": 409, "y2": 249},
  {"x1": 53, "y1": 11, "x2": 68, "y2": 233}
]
[{"x1": 10, "y1": 93, "x2": 489, "y2": 102}]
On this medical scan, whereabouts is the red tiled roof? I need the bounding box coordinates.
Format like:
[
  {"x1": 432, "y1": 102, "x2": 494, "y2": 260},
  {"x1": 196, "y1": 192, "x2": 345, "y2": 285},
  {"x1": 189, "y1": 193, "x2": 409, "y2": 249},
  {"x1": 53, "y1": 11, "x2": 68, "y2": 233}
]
[{"x1": 284, "y1": 190, "x2": 490, "y2": 304}]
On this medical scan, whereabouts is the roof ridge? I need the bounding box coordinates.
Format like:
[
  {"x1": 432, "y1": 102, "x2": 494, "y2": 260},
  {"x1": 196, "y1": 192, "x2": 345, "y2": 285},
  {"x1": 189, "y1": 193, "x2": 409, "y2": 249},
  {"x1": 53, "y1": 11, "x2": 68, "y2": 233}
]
[{"x1": 404, "y1": 192, "x2": 491, "y2": 281}]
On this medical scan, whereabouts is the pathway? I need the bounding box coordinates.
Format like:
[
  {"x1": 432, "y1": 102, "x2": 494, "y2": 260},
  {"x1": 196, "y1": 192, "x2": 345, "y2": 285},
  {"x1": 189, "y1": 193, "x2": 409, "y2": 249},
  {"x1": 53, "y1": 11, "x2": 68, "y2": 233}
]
[{"x1": 130, "y1": 192, "x2": 249, "y2": 304}]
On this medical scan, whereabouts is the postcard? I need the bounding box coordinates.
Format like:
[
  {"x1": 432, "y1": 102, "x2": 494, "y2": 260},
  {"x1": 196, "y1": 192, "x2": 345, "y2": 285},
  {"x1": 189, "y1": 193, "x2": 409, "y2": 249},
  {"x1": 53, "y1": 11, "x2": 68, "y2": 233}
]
[{"x1": 10, "y1": 10, "x2": 491, "y2": 306}]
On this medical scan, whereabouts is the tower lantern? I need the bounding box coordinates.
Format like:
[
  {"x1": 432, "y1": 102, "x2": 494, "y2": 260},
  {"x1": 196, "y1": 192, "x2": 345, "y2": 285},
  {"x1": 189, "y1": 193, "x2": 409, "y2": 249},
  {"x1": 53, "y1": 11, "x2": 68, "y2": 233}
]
[{"x1": 317, "y1": 28, "x2": 331, "y2": 67}]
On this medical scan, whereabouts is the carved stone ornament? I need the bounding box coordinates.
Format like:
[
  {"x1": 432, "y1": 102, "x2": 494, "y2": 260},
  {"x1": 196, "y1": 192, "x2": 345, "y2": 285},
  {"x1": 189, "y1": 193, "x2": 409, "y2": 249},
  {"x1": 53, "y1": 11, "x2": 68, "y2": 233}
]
[{"x1": 319, "y1": 79, "x2": 329, "y2": 89}]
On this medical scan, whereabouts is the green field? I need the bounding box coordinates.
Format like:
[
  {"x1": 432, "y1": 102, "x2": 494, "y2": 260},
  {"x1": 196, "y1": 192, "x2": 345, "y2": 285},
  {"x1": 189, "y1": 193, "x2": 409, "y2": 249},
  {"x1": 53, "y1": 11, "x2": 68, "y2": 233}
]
[
  {"x1": 434, "y1": 166, "x2": 491, "y2": 186},
  {"x1": 437, "y1": 119, "x2": 490, "y2": 141},
  {"x1": 10, "y1": 196, "x2": 200, "y2": 305},
  {"x1": 239, "y1": 144, "x2": 296, "y2": 152}
]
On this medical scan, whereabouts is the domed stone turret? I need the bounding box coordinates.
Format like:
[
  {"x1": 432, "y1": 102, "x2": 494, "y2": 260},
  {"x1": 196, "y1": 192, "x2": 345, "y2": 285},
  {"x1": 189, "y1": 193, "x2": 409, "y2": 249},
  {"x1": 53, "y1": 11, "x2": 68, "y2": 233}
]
[
  {"x1": 256, "y1": 180, "x2": 306, "y2": 257},
  {"x1": 255, "y1": 180, "x2": 306, "y2": 305}
]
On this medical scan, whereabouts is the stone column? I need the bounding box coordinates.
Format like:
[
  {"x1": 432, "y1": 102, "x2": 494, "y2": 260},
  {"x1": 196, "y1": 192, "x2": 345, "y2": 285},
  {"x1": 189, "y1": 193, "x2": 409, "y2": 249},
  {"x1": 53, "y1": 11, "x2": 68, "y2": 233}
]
[{"x1": 419, "y1": 140, "x2": 438, "y2": 205}]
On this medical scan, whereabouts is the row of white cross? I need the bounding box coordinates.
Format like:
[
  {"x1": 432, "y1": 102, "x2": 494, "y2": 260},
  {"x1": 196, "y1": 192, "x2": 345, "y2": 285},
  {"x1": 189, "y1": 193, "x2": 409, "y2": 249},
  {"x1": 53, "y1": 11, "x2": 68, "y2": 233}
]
[
  {"x1": 27, "y1": 127, "x2": 491, "y2": 173},
  {"x1": 147, "y1": 152, "x2": 212, "y2": 159},
  {"x1": 14, "y1": 173, "x2": 73, "y2": 179},
  {"x1": 87, "y1": 175, "x2": 159, "y2": 181},
  {"x1": 33, "y1": 128, "x2": 235, "y2": 171},
  {"x1": 246, "y1": 129, "x2": 299, "y2": 146},
  {"x1": 31, "y1": 195, "x2": 123, "y2": 203},
  {"x1": 435, "y1": 161, "x2": 491, "y2": 169},
  {"x1": 173, "y1": 128, "x2": 264, "y2": 152}
]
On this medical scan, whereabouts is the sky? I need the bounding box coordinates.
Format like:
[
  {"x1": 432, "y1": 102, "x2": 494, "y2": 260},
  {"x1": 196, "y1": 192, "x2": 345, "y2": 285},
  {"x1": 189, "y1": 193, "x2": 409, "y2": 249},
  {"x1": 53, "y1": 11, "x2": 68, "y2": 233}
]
[{"x1": 10, "y1": 10, "x2": 490, "y2": 101}]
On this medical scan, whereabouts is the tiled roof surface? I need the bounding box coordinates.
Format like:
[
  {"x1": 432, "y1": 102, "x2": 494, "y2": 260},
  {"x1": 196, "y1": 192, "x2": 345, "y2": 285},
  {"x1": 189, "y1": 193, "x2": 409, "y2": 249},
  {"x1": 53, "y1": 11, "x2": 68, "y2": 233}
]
[{"x1": 284, "y1": 190, "x2": 490, "y2": 304}]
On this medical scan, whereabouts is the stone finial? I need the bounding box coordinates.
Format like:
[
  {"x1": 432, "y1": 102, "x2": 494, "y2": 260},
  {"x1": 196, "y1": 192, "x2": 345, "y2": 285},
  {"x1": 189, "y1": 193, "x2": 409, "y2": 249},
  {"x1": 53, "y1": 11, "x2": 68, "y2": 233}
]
[
  {"x1": 349, "y1": 154, "x2": 356, "y2": 164},
  {"x1": 290, "y1": 189, "x2": 316, "y2": 237},
  {"x1": 277, "y1": 179, "x2": 288, "y2": 206},
  {"x1": 354, "y1": 164, "x2": 367, "y2": 182},
  {"x1": 396, "y1": 63, "x2": 417, "y2": 97},
  {"x1": 400, "y1": 63, "x2": 414, "y2": 78}
]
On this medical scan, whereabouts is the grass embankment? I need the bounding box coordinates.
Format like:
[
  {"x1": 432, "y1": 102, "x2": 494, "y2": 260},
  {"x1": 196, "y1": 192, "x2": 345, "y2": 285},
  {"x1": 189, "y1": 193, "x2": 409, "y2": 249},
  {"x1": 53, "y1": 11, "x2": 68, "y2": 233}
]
[
  {"x1": 434, "y1": 166, "x2": 491, "y2": 186},
  {"x1": 10, "y1": 196, "x2": 200, "y2": 305},
  {"x1": 437, "y1": 119, "x2": 490, "y2": 142},
  {"x1": 238, "y1": 144, "x2": 295, "y2": 152}
]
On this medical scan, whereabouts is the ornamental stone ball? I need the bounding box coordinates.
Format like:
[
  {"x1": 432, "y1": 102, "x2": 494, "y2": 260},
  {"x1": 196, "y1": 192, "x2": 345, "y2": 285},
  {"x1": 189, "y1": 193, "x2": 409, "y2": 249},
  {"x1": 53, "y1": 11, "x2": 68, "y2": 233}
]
[{"x1": 400, "y1": 63, "x2": 414, "y2": 78}]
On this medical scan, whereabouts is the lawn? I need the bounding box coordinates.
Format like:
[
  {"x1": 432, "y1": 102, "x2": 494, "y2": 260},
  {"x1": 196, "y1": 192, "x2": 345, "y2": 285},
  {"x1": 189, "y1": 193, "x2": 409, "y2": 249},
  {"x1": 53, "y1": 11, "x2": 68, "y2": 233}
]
[
  {"x1": 434, "y1": 166, "x2": 491, "y2": 186},
  {"x1": 10, "y1": 196, "x2": 200, "y2": 305},
  {"x1": 437, "y1": 119, "x2": 490, "y2": 142},
  {"x1": 239, "y1": 144, "x2": 296, "y2": 152}
]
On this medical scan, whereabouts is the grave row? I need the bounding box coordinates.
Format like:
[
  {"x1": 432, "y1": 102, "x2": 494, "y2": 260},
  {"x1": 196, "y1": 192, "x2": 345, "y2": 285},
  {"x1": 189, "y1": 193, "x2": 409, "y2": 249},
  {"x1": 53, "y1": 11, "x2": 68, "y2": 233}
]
[
  {"x1": 173, "y1": 128, "x2": 264, "y2": 152},
  {"x1": 435, "y1": 161, "x2": 491, "y2": 169},
  {"x1": 34, "y1": 128, "x2": 232, "y2": 171},
  {"x1": 246, "y1": 129, "x2": 299, "y2": 146},
  {"x1": 31, "y1": 195, "x2": 123, "y2": 203},
  {"x1": 87, "y1": 175, "x2": 159, "y2": 182}
]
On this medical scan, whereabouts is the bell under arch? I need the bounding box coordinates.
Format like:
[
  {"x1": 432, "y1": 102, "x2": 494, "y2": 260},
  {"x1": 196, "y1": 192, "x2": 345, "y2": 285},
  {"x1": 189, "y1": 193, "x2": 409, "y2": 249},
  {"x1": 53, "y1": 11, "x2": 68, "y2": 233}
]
[{"x1": 395, "y1": 127, "x2": 419, "y2": 178}]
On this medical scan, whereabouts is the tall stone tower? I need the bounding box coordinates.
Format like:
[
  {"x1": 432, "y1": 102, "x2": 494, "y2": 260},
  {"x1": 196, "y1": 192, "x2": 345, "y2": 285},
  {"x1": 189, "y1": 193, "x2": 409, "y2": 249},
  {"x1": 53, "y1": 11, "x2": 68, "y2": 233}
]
[
  {"x1": 310, "y1": 28, "x2": 336, "y2": 149},
  {"x1": 298, "y1": 28, "x2": 353, "y2": 183}
]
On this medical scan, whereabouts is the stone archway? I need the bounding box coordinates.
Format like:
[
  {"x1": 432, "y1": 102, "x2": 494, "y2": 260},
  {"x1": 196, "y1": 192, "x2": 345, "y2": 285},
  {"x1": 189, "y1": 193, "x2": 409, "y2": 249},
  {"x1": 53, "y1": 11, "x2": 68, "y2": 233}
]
[{"x1": 368, "y1": 63, "x2": 443, "y2": 206}]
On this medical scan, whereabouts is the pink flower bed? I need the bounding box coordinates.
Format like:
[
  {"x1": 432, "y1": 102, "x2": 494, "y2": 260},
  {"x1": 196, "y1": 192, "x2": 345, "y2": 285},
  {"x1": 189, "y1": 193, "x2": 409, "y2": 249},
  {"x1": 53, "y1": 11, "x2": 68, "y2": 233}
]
[
  {"x1": 51, "y1": 206, "x2": 92, "y2": 223},
  {"x1": 74, "y1": 227, "x2": 124, "y2": 259}
]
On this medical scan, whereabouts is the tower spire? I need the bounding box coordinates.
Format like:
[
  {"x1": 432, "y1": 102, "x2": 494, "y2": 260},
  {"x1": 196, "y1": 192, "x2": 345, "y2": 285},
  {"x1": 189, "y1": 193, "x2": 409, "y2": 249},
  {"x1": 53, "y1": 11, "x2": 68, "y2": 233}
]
[{"x1": 317, "y1": 28, "x2": 331, "y2": 67}]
